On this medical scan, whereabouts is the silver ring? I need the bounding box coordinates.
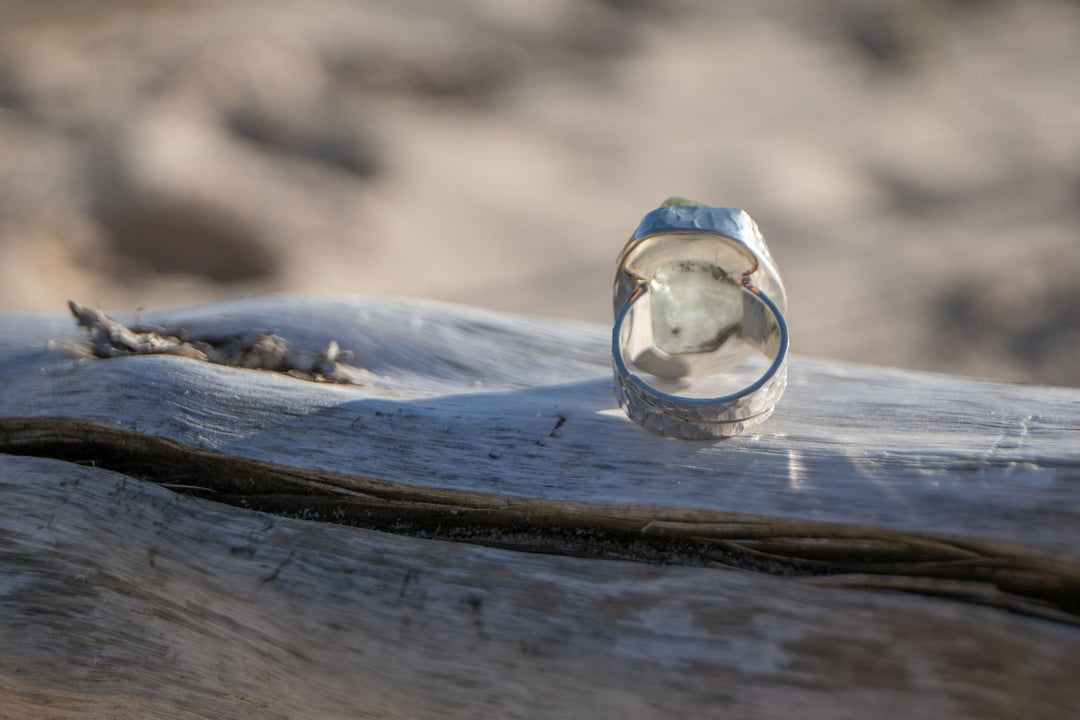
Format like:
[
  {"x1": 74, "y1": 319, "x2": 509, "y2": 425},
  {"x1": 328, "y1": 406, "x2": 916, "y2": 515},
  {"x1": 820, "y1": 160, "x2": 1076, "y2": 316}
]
[{"x1": 612, "y1": 198, "x2": 789, "y2": 439}]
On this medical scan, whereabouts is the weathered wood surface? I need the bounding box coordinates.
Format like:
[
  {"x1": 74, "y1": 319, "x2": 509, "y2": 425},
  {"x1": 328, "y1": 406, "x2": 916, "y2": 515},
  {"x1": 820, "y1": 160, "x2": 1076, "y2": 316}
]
[{"x1": 1, "y1": 295, "x2": 1079, "y2": 719}]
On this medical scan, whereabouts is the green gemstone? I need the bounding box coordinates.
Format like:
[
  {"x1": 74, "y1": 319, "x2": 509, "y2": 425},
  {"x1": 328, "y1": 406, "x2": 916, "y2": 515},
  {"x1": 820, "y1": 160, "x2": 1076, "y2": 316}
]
[
  {"x1": 649, "y1": 260, "x2": 743, "y2": 355},
  {"x1": 659, "y1": 196, "x2": 707, "y2": 208}
]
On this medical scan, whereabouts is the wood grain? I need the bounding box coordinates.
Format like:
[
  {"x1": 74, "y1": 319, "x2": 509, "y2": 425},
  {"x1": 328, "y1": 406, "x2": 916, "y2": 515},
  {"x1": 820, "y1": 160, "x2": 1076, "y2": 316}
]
[
  {"x1": 1, "y1": 295, "x2": 1079, "y2": 718},
  {"x1": 3, "y1": 454, "x2": 1080, "y2": 719}
]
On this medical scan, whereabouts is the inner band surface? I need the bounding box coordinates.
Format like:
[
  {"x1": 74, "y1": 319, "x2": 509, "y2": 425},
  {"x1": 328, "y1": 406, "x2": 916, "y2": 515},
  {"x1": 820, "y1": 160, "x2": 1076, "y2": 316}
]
[{"x1": 613, "y1": 284, "x2": 788, "y2": 411}]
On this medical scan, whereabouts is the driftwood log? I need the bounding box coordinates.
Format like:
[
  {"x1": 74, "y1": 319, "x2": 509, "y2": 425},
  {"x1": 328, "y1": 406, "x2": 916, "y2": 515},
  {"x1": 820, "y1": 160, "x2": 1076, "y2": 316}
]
[{"x1": 1, "y1": 295, "x2": 1078, "y2": 719}]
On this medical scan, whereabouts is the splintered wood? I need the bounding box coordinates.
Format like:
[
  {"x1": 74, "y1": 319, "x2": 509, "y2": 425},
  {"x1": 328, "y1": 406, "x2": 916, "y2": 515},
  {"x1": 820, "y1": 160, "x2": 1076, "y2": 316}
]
[{"x1": 68, "y1": 300, "x2": 357, "y2": 383}]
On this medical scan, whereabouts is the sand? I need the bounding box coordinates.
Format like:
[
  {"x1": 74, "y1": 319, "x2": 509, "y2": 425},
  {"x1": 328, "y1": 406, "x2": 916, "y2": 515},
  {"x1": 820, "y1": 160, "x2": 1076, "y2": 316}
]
[{"x1": 0, "y1": 0, "x2": 1077, "y2": 386}]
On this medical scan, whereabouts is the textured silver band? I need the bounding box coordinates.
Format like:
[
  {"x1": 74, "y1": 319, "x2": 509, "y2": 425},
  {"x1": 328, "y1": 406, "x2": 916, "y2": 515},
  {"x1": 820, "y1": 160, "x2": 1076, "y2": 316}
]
[{"x1": 612, "y1": 202, "x2": 789, "y2": 439}]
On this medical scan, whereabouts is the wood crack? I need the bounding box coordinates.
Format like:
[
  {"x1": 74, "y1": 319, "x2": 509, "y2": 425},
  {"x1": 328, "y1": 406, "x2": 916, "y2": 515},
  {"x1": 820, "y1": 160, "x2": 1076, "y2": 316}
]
[{"x1": 2, "y1": 416, "x2": 1078, "y2": 626}]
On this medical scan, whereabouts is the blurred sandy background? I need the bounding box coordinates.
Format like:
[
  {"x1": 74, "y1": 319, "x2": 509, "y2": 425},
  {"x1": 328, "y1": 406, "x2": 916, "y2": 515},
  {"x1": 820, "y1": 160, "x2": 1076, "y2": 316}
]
[{"x1": 0, "y1": 0, "x2": 1077, "y2": 386}]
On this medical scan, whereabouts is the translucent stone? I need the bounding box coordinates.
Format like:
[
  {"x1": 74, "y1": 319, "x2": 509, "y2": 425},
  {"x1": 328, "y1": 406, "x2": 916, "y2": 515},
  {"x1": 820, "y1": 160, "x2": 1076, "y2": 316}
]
[{"x1": 649, "y1": 260, "x2": 742, "y2": 355}]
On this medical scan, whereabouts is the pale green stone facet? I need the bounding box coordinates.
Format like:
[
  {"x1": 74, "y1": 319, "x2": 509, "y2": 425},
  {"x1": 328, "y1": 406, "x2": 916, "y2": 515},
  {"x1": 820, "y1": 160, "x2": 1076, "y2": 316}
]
[
  {"x1": 649, "y1": 260, "x2": 742, "y2": 355},
  {"x1": 659, "y1": 196, "x2": 707, "y2": 208}
]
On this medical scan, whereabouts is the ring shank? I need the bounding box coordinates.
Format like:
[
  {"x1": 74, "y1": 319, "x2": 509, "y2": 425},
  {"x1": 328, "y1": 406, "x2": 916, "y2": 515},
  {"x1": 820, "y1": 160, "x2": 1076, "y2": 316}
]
[{"x1": 612, "y1": 283, "x2": 789, "y2": 439}]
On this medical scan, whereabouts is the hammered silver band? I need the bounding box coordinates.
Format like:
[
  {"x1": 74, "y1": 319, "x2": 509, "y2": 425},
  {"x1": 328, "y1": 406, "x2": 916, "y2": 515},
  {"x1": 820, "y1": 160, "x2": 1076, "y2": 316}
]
[{"x1": 612, "y1": 200, "x2": 789, "y2": 439}]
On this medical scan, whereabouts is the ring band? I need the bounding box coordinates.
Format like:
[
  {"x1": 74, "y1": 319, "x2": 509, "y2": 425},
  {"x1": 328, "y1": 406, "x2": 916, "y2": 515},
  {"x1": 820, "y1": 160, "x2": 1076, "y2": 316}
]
[{"x1": 611, "y1": 198, "x2": 789, "y2": 439}]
